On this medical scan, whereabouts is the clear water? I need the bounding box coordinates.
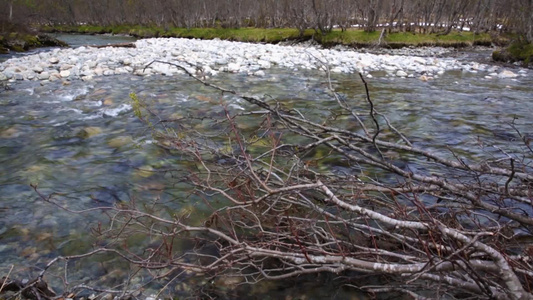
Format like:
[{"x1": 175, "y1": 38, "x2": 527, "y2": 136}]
[{"x1": 0, "y1": 37, "x2": 532, "y2": 298}]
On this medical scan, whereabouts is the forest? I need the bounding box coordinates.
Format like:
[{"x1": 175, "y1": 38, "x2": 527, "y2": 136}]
[{"x1": 1, "y1": 0, "x2": 532, "y2": 40}]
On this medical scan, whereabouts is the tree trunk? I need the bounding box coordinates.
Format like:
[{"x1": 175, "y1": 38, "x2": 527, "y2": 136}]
[
  {"x1": 9, "y1": 0, "x2": 13, "y2": 22},
  {"x1": 526, "y1": 0, "x2": 533, "y2": 43}
]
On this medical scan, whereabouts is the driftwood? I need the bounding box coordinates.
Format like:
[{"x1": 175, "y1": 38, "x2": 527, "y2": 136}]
[
  {"x1": 0, "y1": 277, "x2": 56, "y2": 300},
  {"x1": 89, "y1": 42, "x2": 136, "y2": 48},
  {"x1": 19, "y1": 60, "x2": 533, "y2": 299}
]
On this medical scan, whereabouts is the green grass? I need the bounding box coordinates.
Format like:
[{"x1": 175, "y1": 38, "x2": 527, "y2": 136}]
[
  {"x1": 507, "y1": 42, "x2": 533, "y2": 67},
  {"x1": 493, "y1": 40, "x2": 533, "y2": 66},
  {"x1": 162, "y1": 27, "x2": 315, "y2": 42},
  {"x1": 319, "y1": 30, "x2": 381, "y2": 44},
  {"x1": 41, "y1": 25, "x2": 493, "y2": 47},
  {"x1": 320, "y1": 29, "x2": 491, "y2": 47},
  {"x1": 508, "y1": 41, "x2": 533, "y2": 63}
]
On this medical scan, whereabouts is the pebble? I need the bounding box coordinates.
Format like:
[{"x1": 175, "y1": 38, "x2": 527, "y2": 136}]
[
  {"x1": 396, "y1": 70, "x2": 408, "y2": 77},
  {"x1": 60, "y1": 64, "x2": 74, "y2": 70},
  {"x1": 60, "y1": 70, "x2": 71, "y2": 78},
  {"x1": 253, "y1": 70, "x2": 265, "y2": 77},
  {"x1": 37, "y1": 72, "x2": 49, "y2": 80},
  {"x1": 0, "y1": 38, "x2": 527, "y2": 83},
  {"x1": 49, "y1": 73, "x2": 61, "y2": 81}
]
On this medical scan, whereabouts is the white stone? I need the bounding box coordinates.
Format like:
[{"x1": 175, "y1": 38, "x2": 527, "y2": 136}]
[
  {"x1": 60, "y1": 64, "x2": 74, "y2": 70},
  {"x1": 0, "y1": 73, "x2": 7, "y2": 81},
  {"x1": 215, "y1": 58, "x2": 228, "y2": 65},
  {"x1": 114, "y1": 68, "x2": 127, "y2": 74},
  {"x1": 226, "y1": 63, "x2": 241, "y2": 73},
  {"x1": 49, "y1": 73, "x2": 61, "y2": 81},
  {"x1": 257, "y1": 59, "x2": 271, "y2": 69},
  {"x1": 60, "y1": 70, "x2": 71, "y2": 78},
  {"x1": 396, "y1": 70, "x2": 408, "y2": 77},
  {"x1": 24, "y1": 72, "x2": 36, "y2": 80},
  {"x1": 253, "y1": 70, "x2": 265, "y2": 77},
  {"x1": 133, "y1": 69, "x2": 152, "y2": 76},
  {"x1": 81, "y1": 70, "x2": 94, "y2": 77},
  {"x1": 0, "y1": 37, "x2": 525, "y2": 83},
  {"x1": 487, "y1": 66, "x2": 499, "y2": 73},
  {"x1": 37, "y1": 72, "x2": 50, "y2": 80},
  {"x1": 498, "y1": 70, "x2": 518, "y2": 78},
  {"x1": 413, "y1": 57, "x2": 426, "y2": 64},
  {"x1": 1, "y1": 71, "x2": 13, "y2": 79}
]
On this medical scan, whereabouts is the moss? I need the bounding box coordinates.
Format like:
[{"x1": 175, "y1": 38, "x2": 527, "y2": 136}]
[
  {"x1": 11, "y1": 45, "x2": 24, "y2": 52},
  {"x1": 508, "y1": 41, "x2": 533, "y2": 66},
  {"x1": 384, "y1": 31, "x2": 490, "y2": 47},
  {"x1": 0, "y1": 32, "x2": 67, "y2": 52},
  {"x1": 37, "y1": 34, "x2": 68, "y2": 47},
  {"x1": 493, "y1": 41, "x2": 533, "y2": 66},
  {"x1": 23, "y1": 35, "x2": 40, "y2": 48},
  {"x1": 320, "y1": 30, "x2": 381, "y2": 45}
]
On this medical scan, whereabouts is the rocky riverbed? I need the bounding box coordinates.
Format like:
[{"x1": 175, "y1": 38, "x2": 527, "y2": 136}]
[
  {"x1": 1, "y1": 35, "x2": 532, "y2": 300},
  {"x1": 0, "y1": 37, "x2": 528, "y2": 83}
]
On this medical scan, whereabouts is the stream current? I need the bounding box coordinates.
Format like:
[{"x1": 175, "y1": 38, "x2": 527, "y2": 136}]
[{"x1": 0, "y1": 35, "x2": 532, "y2": 298}]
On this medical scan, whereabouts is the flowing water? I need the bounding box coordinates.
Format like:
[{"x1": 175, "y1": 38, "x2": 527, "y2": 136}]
[{"x1": 0, "y1": 36, "x2": 532, "y2": 298}]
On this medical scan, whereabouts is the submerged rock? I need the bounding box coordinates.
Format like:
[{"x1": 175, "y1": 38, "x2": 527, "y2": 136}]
[
  {"x1": 78, "y1": 126, "x2": 103, "y2": 138},
  {"x1": 107, "y1": 136, "x2": 133, "y2": 148},
  {"x1": 498, "y1": 70, "x2": 518, "y2": 78}
]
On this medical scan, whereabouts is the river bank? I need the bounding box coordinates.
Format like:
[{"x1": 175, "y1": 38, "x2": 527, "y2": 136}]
[
  {"x1": 41, "y1": 25, "x2": 533, "y2": 66},
  {"x1": 42, "y1": 25, "x2": 496, "y2": 48},
  {"x1": 0, "y1": 37, "x2": 528, "y2": 84},
  {"x1": 0, "y1": 32, "x2": 67, "y2": 54}
]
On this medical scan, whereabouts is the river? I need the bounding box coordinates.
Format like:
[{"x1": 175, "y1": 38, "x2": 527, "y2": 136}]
[{"x1": 0, "y1": 35, "x2": 532, "y2": 299}]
